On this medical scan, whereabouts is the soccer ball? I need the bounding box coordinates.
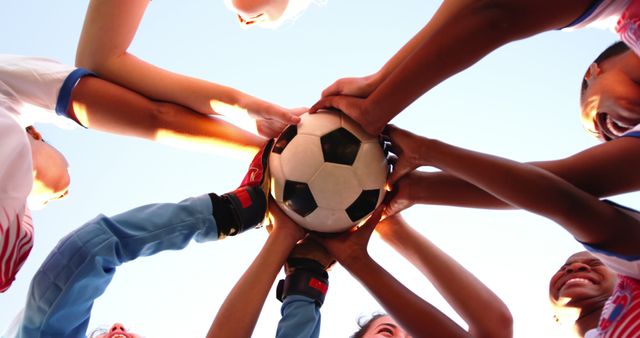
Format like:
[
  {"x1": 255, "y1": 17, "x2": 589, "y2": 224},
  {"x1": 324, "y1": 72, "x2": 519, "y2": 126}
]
[{"x1": 269, "y1": 109, "x2": 389, "y2": 233}]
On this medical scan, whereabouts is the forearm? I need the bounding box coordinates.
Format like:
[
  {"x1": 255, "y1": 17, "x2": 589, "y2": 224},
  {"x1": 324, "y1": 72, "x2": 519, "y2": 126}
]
[
  {"x1": 379, "y1": 219, "x2": 512, "y2": 338},
  {"x1": 422, "y1": 139, "x2": 603, "y2": 225},
  {"x1": 343, "y1": 255, "x2": 470, "y2": 338},
  {"x1": 70, "y1": 76, "x2": 264, "y2": 155},
  {"x1": 407, "y1": 171, "x2": 515, "y2": 209},
  {"x1": 403, "y1": 135, "x2": 640, "y2": 210},
  {"x1": 207, "y1": 228, "x2": 299, "y2": 338},
  {"x1": 366, "y1": 0, "x2": 593, "y2": 124},
  {"x1": 76, "y1": 0, "x2": 244, "y2": 116}
]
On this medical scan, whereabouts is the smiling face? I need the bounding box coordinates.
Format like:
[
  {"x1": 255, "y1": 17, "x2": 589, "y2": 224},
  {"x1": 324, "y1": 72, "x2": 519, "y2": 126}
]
[
  {"x1": 361, "y1": 315, "x2": 411, "y2": 338},
  {"x1": 580, "y1": 48, "x2": 640, "y2": 141},
  {"x1": 549, "y1": 252, "x2": 617, "y2": 309}
]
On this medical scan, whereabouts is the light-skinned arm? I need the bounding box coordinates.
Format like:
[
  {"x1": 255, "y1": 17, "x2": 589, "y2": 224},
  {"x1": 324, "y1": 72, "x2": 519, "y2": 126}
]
[
  {"x1": 313, "y1": 0, "x2": 594, "y2": 134},
  {"x1": 76, "y1": 0, "x2": 300, "y2": 138},
  {"x1": 377, "y1": 215, "x2": 513, "y2": 338},
  {"x1": 206, "y1": 204, "x2": 305, "y2": 338},
  {"x1": 70, "y1": 76, "x2": 265, "y2": 155},
  {"x1": 385, "y1": 125, "x2": 640, "y2": 256}
]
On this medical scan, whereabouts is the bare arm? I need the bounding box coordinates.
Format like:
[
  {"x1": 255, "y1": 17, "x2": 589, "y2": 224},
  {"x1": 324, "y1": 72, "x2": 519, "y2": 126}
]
[
  {"x1": 387, "y1": 129, "x2": 640, "y2": 214},
  {"x1": 377, "y1": 215, "x2": 512, "y2": 338},
  {"x1": 315, "y1": 210, "x2": 469, "y2": 338},
  {"x1": 387, "y1": 124, "x2": 640, "y2": 255},
  {"x1": 76, "y1": 0, "x2": 299, "y2": 136},
  {"x1": 206, "y1": 205, "x2": 304, "y2": 338},
  {"x1": 70, "y1": 76, "x2": 265, "y2": 156},
  {"x1": 314, "y1": 0, "x2": 594, "y2": 134}
]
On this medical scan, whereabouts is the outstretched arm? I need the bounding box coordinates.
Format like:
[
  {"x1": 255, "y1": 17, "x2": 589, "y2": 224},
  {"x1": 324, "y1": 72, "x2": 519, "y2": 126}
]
[
  {"x1": 76, "y1": 0, "x2": 300, "y2": 137},
  {"x1": 386, "y1": 127, "x2": 640, "y2": 214},
  {"x1": 70, "y1": 76, "x2": 265, "y2": 156},
  {"x1": 314, "y1": 0, "x2": 594, "y2": 134},
  {"x1": 377, "y1": 215, "x2": 512, "y2": 338},
  {"x1": 206, "y1": 204, "x2": 305, "y2": 338},
  {"x1": 386, "y1": 125, "x2": 640, "y2": 256},
  {"x1": 19, "y1": 195, "x2": 220, "y2": 338},
  {"x1": 315, "y1": 210, "x2": 470, "y2": 337}
]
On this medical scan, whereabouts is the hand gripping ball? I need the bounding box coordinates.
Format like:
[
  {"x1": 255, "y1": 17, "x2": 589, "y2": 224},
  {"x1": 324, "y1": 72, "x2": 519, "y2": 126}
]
[{"x1": 269, "y1": 109, "x2": 389, "y2": 232}]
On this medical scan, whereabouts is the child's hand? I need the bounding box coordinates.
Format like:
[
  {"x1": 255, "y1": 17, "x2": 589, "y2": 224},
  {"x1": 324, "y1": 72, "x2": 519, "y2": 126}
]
[
  {"x1": 321, "y1": 73, "x2": 382, "y2": 99},
  {"x1": 255, "y1": 106, "x2": 307, "y2": 138},
  {"x1": 244, "y1": 98, "x2": 304, "y2": 138},
  {"x1": 384, "y1": 171, "x2": 419, "y2": 217},
  {"x1": 268, "y1": 201, "x2": 306, "y2": 242},
  {"x1": 374, "y1": 213, "x2": 409, "y2": 241},
  {"x1": 384, "y1": 124, "x2": 428, "y2": 186},
  {"x1": 309, "y1": 95, "x2": 381, "y2": 135},
  {"x1": 312, "y1": 205, "x2": 384, "y2": 267}
]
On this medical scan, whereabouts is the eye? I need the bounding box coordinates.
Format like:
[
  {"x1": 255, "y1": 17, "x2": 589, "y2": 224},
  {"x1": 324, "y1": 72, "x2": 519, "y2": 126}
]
[{"x1": 377, "y1": 327, "x2": 394, "y2": 336}]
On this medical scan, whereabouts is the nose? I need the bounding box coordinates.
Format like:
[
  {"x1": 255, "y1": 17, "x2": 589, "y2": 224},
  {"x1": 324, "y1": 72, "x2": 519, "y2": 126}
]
[
  {"x1": 110, "y1": 323, "x2": 127, "y2": 333},
  {"x1": 565, "y1": 262, "x2": 590, "y2": 274}
]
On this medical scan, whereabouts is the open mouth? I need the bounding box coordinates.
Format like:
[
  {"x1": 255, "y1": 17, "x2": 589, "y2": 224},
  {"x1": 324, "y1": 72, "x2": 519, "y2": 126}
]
[
  {"x1": 559, "y1": 277, "x2": 596, "y2": 292},
  {"x1": 597, "y1": 113, "x2": 634, "y2": 139}
]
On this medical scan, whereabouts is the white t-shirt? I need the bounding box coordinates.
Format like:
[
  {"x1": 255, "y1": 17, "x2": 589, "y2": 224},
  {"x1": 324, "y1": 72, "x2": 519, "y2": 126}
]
[{"x1": 0, "y1": 55, "x2": 88, "y2": 292}]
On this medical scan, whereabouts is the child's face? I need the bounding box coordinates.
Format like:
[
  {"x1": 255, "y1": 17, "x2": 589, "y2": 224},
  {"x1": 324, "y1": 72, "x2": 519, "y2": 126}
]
[
  {"x1": 229, "y1": 0, "x2": 289, "y2": 27},
  {"x1": 94, "y1": 323, "x2": 141, "y2": 338},
  {"x1": 362, "y1": 315, "x2": 410, "y2": 338},
  {"x1": 548, "y1": 252, "x2": 617, "y2": 309},
  {"x1": 581, "y1": 51, "x2": 640, "y2": 141},
  {"x1": 26, "y1": 126, "x2": 70, "y2": 209}
]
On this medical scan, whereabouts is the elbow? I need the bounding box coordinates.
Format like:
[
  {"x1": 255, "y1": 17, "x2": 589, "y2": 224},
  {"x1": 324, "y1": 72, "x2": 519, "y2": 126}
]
[
  {"x1": 75, "y1": 45, "x2": 122, "y2": 76},
  {"x1": 473, "y1": 308, "x2": 514, "y2": 338}
]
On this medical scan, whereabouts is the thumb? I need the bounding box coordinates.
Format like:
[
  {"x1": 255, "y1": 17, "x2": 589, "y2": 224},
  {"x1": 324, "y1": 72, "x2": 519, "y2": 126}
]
[
  {"x1": 322, "y1": 81, "x2": 343, "y2": 98},
  {"x1": 356, "y1": 203, "x2": 384, "y2": 237},
  {"x1": 388, "y1": 157, "x2": 414, "y2": 186}
]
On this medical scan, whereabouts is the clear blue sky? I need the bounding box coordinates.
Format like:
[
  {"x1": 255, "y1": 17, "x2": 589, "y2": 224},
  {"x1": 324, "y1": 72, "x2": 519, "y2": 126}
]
[{"x1": 0, "y1": 1, "x2": 629, "y2": 337}]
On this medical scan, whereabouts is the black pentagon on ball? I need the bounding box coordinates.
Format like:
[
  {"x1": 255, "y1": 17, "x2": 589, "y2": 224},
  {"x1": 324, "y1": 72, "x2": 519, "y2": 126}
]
[
  {"x1": 283, "y1": 180, "x2": 318, "y2": 217},
  {"x1": 272, "y1": 124, "x2": 297, "y2": 154},
  {"x1": 320, "y1": 127, "x2": 361, "y2": 165},
  {"x1": 346, "y1": 189, "x2": 380, "y2": 222}
]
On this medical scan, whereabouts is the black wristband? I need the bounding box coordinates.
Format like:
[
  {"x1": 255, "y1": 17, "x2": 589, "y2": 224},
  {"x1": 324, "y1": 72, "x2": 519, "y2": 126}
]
[{"x1": 276, "y1": 259, "x2": 329, "y2": 307}]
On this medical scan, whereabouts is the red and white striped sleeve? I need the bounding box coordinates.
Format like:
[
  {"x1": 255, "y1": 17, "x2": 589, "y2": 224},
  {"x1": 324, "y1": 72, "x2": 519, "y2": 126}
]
[
  {"x1": 0, "y1": 105, "x2": 36, "y2": 292},
  {"x1": 0, "y1": 206, "x2": 33, "y2": 292}
]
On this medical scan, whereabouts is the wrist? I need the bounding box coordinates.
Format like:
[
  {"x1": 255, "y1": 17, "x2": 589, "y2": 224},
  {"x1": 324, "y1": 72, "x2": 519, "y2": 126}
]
[
  {"x1": 340, "y1": 251, "x2": 370, "y2": 271},
  {"x1": 276, "y1": 258, "x2": 329, "y2": 306},
  {"x1": 270, "y1": 226, "x2": 304, "y2": 245},
  {"x1": 415, "y1": 137, "x2": 438, "y2": 167}
]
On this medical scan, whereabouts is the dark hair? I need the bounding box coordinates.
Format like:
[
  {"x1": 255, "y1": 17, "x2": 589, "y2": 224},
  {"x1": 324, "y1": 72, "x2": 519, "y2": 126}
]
[
  {"x1": 580, "y1": 41, "x2": 630, "y2": 100},
  {"x1": 350, "y1": 313, "x2": 387, "y2": 338}
]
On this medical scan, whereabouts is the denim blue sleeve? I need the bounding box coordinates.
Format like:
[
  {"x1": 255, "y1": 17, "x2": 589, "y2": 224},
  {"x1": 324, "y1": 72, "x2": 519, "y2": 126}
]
[
  {"x1": 18, "y1": 194, "x2": 218, "y2": 338},
  {"x1": 276, "y1": 295, "x2": 321, "y2": 338}
]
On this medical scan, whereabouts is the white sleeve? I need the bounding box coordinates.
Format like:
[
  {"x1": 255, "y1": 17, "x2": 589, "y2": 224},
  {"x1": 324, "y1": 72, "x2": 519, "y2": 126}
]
[{"x1": 0, "y1": 55, "x2": 75, "y2": 113}]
